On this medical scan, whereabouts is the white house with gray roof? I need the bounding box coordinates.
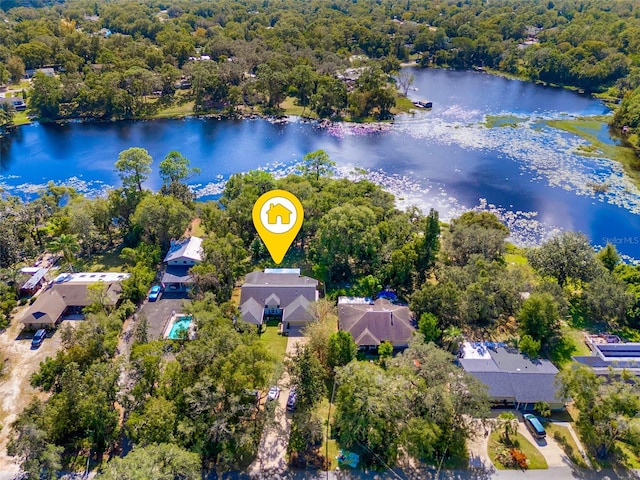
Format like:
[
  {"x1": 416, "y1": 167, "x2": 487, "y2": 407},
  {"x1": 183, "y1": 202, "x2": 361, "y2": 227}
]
[
  {"x1": 458, "y1": 342, "x2": 564, "y2": 411},
  {"x1": 239, "y1": 269, "x2": 318, "y2": 327},
  {"x1": 161, "y1": 237, "x2": 203, "y2": 289}
]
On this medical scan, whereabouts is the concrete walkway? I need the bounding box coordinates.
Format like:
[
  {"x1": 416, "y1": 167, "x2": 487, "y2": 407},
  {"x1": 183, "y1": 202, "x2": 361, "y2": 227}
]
[{"x1": 248, "y1": 328, "x2": 308, "y2": 479}]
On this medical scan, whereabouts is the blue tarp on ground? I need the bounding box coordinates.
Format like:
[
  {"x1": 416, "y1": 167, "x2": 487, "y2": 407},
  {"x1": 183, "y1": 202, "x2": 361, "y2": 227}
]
[{"x1": 336, "y1": 450, "x2": 359, "y2": 468}]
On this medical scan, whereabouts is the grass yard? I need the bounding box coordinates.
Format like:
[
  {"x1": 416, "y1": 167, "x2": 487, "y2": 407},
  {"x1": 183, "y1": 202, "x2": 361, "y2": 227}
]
[
  {"x1": 78, "y1": 248, "x2": 126, "y2": 272},
  {"x1": 315, "y1": 397, "x2": 340, "y2": 470},
  {"x1": 545, "y1": 423, "x2": 588, "y2": 468},
  {"x1": 488, "y1": 430, "x2": 548, "y2": 470},
  {"x1": 615, "y1": 441, "x2": 640, "y2": 469},
  {"x1": 561, "y1": 325, "x2": 591, "y2": 357},
  {"x1": 393, "y1": 95, "x2": 416, "y2": 114},
  {"x1": 151, "y1": 100, "x2": 195, "y2": 118},
  {"x1": 259, "y1": 325, "x2": 288, "y2": 363},
  {"x1": 281, "y1": 97, "x2": 316, "y2": 118}
]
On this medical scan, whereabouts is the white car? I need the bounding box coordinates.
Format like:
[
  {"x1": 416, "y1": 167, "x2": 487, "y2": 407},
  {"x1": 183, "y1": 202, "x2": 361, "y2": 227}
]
[{"x1": 267, "y1": 386, "x2": 280, "y2": 401}]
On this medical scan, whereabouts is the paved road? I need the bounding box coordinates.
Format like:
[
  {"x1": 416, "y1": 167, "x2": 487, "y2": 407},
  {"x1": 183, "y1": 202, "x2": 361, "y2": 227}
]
[{"x1": 219, "y1": 465, "x2": 640, "y2": 480}]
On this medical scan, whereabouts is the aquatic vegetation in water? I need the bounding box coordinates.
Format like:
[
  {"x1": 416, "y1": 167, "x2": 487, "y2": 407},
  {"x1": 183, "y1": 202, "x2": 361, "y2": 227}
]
[{"x1": 394, "y1": 112, "x2": 640, "y2": 215}]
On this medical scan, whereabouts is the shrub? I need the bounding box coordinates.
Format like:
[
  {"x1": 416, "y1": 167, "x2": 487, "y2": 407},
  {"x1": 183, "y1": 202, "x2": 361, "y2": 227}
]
[{"x1": 496, "y1": 447, "x2": 529, "y2": 469}]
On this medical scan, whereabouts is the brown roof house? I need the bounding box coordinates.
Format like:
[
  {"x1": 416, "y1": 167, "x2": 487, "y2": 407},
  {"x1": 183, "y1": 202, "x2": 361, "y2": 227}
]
[
  {"x1": 21, "y1": 272, "x2": 129, "y2": 330},
  {"x1": 338, "y1": 297, "x2": 416, "y2": 351},
  {"x1": 239, "y1": 269, "x2": 319, "y2": 327}
]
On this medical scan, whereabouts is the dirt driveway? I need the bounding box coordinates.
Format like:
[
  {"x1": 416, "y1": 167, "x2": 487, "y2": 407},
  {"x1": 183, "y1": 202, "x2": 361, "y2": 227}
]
[{"x1": 0, "y1": 310, "x2": 70, "y2": 473}]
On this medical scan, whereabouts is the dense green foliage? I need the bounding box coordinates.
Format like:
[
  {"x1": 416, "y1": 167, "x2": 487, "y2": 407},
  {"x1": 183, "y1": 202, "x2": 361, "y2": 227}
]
[
  {"x1": 2, "y1": 0, "x2": 640, "y2": 125},
  {"x1": 560, "y1": 366, "x2": 640, "y2": 459},
  {"x1": 5, "y1": 136, "x2": 640, "y2": 475},
  {"x1": 333, "y1": 338, "x2": 489, "y2": 466}
]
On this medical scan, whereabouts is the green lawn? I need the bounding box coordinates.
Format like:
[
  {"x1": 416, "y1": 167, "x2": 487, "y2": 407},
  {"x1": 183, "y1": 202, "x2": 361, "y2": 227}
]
[
  {"x1": 13, "y1": 111, "x2": 31, "y2": 126},
  {"x1": 316, "y1": 397, "x2": 340, "y2": 470},
  {"x1": 151, "y1": 101, "x2": 195, "y2": 118},
  {"x1": 77, "y1": 248, "x2": 126, "y2": 272},
  {"x1": 488, "y1": 430, "x2": 548, "y2": 470},
  {"x1": 616, "y1": 441, "x2": 640, "y2": 469},
  {"x1": 545, "y1": 422, "x2": 587, "y2": 468},
  {"x1": 393, "y1": 95, "x2": 416, "y2": 114},
  {"x1": 259, "y1": 325, "x2": 288, "y2": 363},
  {"x1": 504, "y1": 253, "x2": 528, "y2": 265},
  {"x1": 281, "y1": 97, "x2": 316, "y2": 118},
  {"x1": 561, "y1": 325, "x2": 591, "y2": 357}
]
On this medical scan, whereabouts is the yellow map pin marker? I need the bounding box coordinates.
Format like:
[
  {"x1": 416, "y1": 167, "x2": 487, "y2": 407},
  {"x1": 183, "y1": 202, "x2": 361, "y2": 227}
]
[{"x1": 252, "y1": 189, "x2": 304, "y2": 264}]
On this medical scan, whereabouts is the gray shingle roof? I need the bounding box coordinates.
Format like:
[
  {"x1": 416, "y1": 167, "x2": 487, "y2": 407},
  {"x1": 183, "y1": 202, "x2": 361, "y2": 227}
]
[
  {"x1": 162, "y1": 265, "x2": 193, "y2": 284},
  {"x1": 460, "y1": 345, "x2": 562, "y2": 406},
  {"x1": 338, "y1": 298, "x2": 415, "y2": 347},
  {"x1": 239, "y1": 271, "x2": 318, "y2": 325}
]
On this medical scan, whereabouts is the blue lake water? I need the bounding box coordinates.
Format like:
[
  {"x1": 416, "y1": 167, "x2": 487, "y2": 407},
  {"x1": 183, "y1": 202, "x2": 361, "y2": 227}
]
[{"x1": 1, "y1": 68, "x2": 639, "y2": 258}]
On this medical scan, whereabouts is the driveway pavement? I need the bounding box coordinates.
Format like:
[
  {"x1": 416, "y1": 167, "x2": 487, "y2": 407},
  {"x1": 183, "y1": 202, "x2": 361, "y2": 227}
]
[
  {"x1": 139, "y1": 290, "x2": 189, "y2": 340},
  {"x1": 248, "y1": 328, "x2": 308, "y2": 479},
  {"x1": 517, "y1": 421, "x2": 567, "y2": 467}
]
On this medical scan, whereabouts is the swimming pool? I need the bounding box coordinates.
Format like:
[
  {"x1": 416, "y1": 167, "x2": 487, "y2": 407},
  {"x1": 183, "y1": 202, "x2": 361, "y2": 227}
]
[{"x1": 166, "y1": 315, "x2": 193, "y2": 340}]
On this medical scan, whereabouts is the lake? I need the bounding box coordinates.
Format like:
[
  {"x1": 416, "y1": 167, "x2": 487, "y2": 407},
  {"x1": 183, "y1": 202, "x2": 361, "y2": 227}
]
[{"x1": 2, "y1": 67, "x2": 640, "y2": 258}]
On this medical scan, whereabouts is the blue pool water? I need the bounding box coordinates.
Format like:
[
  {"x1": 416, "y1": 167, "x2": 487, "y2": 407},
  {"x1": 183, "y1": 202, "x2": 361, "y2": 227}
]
[{"x1": 168, "y1": 315, "x2": 192, "y2": 339}]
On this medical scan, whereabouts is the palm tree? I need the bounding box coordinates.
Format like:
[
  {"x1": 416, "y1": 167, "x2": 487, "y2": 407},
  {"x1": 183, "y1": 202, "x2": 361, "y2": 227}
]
[
  {"x1": 497, "y1": 412, "x2": 519, "y2": 445},
  {"x1": 441, "y1": 326, "x2": 464, "y2": 353},
  {"x1": 48, "y1": 234, "x2": 80, "y2": 271}
]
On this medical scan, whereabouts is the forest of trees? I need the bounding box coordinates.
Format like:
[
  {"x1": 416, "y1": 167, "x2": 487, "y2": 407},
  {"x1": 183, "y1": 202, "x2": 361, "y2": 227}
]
[
  {"x1": 3, "y1": 0, "x2": 640, "y2": 475},
  {"x1": 1, "y1": 146, "x2": 640, "y2": 476},
  {"x1": 1, "y1": 0, "x2": 640, "y2": 133}
]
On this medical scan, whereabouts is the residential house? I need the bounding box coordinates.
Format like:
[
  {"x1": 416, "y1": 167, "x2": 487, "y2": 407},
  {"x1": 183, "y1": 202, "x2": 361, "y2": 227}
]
[
  {"x1": 161, "y1": 236, "x2": 203, "y2": 290},
  {"x1": 458, "y1": 342, "x2": 564, "y2": 411},
  {"x1": 0, "y1": 96, "x2": 26, "y2": 111},
  {"x1": 338, "y1": 297, "x2": 415, "y2": 351},
  {"x1": 573, "y1": 334, "x2": 640, "y2": 375},
  {"x1": 239, "y1": 268, "x2": 319, "y2": 327},
  {"x1": 21, "y1": 272, "x2": 129, "y2": 330}
]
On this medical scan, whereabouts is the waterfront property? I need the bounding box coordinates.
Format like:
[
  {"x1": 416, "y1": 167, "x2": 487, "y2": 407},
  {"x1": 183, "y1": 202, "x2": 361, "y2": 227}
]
[
  {"x1": 21, "y1": 272, "x2": 130, "y2": 330},
  {"x1": 239, "y1": 268, "x2": 318, "y2": 327},
  {"x1": 337, "y1": 297, "x2": 415, "y2": 351},
  {"x1": 0, "y1": 96, "x2": 26, "y2": 111},
  {"x1": 161, "y1": 236, "x2": 203, "y2": 291},
  {"x1": 573, "y1": 333, "x2": 640, "y2": 375},
  {"x1": 458, "y1": 342, "x2": 564, "y2": 411}
]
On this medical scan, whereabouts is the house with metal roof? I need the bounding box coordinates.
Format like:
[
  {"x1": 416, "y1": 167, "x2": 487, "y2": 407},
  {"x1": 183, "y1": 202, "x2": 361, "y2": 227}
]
[
  {"x1": 20, "y1": 268, "x2": 48, "y2": 296},
  {"x1": 338, "y1": 298, "x2": 415, "y2": 351},
  {"x1": 239, "y1": 269, "x2": 318, "y2": 327},
  {"x1": 161, "y1": 237, "x2": 203, "y2": 290},
  {"x1": 458, "y1": 342, "x2": 564, "y2": 411},
  {"x1": 573, "y1": 334, "x2": 640, "y2": 375}
]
